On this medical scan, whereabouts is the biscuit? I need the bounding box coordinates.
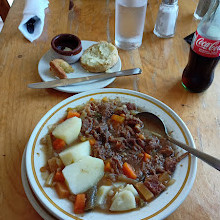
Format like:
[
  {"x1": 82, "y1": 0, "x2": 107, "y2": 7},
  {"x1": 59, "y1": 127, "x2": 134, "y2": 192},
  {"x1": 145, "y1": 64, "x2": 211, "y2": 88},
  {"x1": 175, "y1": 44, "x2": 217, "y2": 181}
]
[{"x1": 80, "y1": 41, "x2": 119, "y2": 73}]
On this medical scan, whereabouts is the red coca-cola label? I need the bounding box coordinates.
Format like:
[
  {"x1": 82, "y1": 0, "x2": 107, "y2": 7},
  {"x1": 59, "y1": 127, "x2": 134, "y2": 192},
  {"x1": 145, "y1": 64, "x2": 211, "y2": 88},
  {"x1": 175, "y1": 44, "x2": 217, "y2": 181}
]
[{"x1": 191, "y1": 31, "x2": 220, "y2": 58}]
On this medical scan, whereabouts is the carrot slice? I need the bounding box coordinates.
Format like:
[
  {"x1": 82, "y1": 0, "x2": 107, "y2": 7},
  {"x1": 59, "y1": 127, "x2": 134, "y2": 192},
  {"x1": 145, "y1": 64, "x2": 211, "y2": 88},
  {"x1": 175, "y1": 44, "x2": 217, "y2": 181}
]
[
  {"x1": 67, "y1": 111, "x2": 80, "y2": 119},
  {"x1": 54, "y1": 170, "x2": 65, "y2": 182},
  {"x1": 74, "y1": 194, "x2": 86, "y2": 214},
  {"x1": 102, "y1": 97, "x2": 108, "y2": 102},
  {"x1": 111, "y1": 114, "x2": 125, "y2": 123},
  {"x1": 104, "y1": 161, "x2": 112, "y2": 172},
  {"x1": 138, "y1": 133, "x2": 145, "y2": 140},
  {"x1": 89, "y1": 138, "x2": 96, "y2": 146},
  {"x1": 55, "y1": 182, "x2": 69, "y2": 198},
  {"x1": 123, "y1": 162, "x2": 137, "y2": 179},
  {"x1": 144, "y1": 153, "x2": 151, "y2": 161},
  {"x1": 53, "y1": 138, "x2": 66, "y2": 150}
]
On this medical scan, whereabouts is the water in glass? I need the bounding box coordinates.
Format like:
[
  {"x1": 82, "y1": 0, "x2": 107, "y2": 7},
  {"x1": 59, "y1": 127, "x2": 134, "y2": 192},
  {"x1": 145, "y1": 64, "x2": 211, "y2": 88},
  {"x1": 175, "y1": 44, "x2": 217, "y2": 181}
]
[{"x1": 115, "y1": 0, "x2": 147, "y2": 50}]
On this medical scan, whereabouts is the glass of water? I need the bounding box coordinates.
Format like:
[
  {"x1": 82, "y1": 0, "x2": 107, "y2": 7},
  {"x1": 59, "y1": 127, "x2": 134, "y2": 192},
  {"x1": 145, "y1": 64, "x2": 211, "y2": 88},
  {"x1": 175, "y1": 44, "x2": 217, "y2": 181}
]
[{"x1": 115, "y1": 0, "x2": 148, "y2": 50}]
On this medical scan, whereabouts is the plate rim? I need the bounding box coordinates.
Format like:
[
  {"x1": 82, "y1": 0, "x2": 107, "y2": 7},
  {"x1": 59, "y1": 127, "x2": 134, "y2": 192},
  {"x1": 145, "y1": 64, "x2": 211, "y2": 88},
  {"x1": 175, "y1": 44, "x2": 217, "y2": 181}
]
[
  {"x1": 25, "y1": 88, "x2": 197, "y2": 220},
  {"x1": 38, "y1": 40, "x2": 122, "y2": 93},
  {"x1": 21, "y1": 147, "x2": 57, "y2": 220}
]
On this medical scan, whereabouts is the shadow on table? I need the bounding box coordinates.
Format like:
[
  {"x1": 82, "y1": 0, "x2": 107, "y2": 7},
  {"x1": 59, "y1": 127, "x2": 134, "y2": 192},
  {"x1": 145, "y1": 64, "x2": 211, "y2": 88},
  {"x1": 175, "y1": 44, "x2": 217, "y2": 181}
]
[{"x1": 160, "y1": 79, "x2": 203, "y2": 108}]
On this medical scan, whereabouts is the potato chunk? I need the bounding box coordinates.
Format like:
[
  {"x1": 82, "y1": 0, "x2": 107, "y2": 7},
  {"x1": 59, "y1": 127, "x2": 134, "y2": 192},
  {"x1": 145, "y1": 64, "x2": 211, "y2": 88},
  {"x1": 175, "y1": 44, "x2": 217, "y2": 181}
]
[
  {"x1": 59, "y1": 141, "x2": 91, "y2": 166},
  {"x1": 62, "y1": 156, "x2": 104, "y2": 194},
  {"x1": 110, "y1": 190, "x2": 136, "y2": 211},
  {"x1": 52, "y1": 117, "x2": 82, "y2": 145},
  {"x1": 96, "y1": 185, "x2": 113, "y2": 206},
  {"x1": 123, "y1": 184, "x2": 138, "y2": 196}
]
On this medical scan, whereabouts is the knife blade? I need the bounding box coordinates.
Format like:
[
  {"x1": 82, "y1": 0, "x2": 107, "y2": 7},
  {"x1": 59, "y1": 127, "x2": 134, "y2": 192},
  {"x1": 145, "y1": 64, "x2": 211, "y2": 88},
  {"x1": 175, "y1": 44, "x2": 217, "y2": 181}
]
[{"x1": 28, "y1": 68, "x2": 142, "y2": 89}]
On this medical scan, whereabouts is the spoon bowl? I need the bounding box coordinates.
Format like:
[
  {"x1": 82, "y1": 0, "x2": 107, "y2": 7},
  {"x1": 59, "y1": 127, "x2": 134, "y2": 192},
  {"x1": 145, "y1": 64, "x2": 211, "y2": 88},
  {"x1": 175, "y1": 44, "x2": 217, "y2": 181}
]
[
  {"x1": 137, "y1": 112, "x2": 167, "y2": 137},
  {"x1": 136, "y1": 112, "x2": 220, "y2": 171}
]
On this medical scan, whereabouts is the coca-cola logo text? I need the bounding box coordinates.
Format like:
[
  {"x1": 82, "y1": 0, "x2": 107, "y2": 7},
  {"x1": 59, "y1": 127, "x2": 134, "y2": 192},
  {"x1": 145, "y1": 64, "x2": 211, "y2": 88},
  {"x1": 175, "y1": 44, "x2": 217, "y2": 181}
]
[
  {"x1": 195, "y1": 38, "x2": 220, "y2": 53},
  {"x1": 192, "y1": 31, "x2": 220, "y2": 57}
]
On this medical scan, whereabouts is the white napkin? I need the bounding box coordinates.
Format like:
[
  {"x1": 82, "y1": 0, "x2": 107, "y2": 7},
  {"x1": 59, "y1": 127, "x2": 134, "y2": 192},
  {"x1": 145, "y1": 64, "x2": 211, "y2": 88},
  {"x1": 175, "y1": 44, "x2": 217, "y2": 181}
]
[{"x1": 18, "y1": 0, "x2": 49, "y2": 42}]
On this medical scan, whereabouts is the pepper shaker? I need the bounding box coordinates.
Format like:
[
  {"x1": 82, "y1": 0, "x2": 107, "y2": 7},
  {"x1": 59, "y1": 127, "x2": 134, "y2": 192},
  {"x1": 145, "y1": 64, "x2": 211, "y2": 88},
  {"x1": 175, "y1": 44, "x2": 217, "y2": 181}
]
[{"x1": 153, "y1": 0, "x2": 179, "y2": 38}]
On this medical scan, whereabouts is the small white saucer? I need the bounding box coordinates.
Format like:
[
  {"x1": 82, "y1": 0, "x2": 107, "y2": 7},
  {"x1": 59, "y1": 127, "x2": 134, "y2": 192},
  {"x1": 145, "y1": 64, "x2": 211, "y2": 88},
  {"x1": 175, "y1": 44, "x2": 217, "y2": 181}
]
[
  {"x1": 38, "y1": 40, "x2": 122, "y2": 93},
  {"x1": 21, "y1": 147, "x2": 56, "y2": 220}
]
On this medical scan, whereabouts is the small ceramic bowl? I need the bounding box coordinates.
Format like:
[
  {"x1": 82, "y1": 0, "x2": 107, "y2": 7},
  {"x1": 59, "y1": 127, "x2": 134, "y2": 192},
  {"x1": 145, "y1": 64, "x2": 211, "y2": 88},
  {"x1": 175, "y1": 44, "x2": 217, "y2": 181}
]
[{"x1": 51, "y1": 34, "x2": 83, "y2": 64}]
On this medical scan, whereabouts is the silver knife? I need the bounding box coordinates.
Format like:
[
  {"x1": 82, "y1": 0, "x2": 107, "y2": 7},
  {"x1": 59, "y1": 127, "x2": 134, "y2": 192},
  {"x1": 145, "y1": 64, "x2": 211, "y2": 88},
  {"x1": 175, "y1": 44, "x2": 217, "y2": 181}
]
[{"x1": 28, "y1": 68, "x2": 142, "y2": 89}]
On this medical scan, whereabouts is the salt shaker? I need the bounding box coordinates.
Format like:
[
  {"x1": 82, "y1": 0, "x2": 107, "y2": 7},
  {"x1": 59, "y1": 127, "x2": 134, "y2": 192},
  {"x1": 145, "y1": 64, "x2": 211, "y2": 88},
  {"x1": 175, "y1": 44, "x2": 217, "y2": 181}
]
[{"x1": 153, "y1": 0, "x2": 179, "y2": 38}]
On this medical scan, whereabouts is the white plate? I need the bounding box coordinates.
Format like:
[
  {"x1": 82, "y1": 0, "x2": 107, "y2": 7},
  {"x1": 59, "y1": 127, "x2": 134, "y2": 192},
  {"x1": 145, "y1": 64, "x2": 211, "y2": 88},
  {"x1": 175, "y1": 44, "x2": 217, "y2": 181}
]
[
  {"x1": 25, "y1": 88, "x2": 197, "y2": 220},
  {"x1": 38, "y1": 40, "x2": 122, "y2": 93},
  {"x1": 21, "y1": 147, "x2": 56, "y2": 220}
]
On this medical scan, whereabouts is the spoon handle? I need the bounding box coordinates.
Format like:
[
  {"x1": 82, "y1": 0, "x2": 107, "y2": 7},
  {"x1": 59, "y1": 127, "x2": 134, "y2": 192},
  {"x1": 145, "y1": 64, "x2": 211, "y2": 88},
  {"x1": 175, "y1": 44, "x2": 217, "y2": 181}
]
[{"x1": 167, "y1": 135, "x2": 220, "y2": 171}]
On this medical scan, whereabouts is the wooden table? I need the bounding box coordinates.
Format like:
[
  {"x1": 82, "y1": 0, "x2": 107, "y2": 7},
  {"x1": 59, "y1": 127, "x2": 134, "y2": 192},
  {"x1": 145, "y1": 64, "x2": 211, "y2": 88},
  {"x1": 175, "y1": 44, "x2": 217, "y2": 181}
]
[{"x1": 1, "y1": 0, "x2": 219, "y2": 219}]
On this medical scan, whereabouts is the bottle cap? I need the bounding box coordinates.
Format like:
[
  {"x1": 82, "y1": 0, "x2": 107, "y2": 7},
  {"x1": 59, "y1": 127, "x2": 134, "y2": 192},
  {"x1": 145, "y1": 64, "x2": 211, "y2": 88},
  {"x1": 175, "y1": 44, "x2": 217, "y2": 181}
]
[{"x1": 162, "y1": 0, "x2": 178, "y2": 5}]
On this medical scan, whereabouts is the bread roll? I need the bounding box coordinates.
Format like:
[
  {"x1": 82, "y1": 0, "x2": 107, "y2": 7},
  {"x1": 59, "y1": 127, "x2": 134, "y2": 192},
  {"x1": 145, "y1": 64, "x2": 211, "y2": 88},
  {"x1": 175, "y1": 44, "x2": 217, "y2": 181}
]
[{"x1": 80, "y1": 41, "x2": 119, "y2": 73}]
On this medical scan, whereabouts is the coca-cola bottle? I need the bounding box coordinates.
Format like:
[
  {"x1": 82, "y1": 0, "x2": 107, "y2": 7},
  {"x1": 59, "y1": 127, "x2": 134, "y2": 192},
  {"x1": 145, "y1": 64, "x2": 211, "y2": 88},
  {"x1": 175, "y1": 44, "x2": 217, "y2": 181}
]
[{"x1": 182, "y1": 0, "x2": 220, "y2": 93}]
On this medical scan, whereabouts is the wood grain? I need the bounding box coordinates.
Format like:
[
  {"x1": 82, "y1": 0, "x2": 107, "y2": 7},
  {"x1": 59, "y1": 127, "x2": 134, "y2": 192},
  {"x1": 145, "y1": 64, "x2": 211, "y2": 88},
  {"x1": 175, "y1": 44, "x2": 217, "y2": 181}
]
[{"x1": 0, "y1": 0, "x2": 219, "y2": 219}]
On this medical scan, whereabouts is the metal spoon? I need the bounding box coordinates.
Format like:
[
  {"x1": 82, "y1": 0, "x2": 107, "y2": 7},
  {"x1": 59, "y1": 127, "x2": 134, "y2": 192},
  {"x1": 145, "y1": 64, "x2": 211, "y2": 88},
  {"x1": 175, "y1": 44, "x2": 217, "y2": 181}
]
[{"x1": 136, "y1": 112, "x2": 220, "y2": 171}]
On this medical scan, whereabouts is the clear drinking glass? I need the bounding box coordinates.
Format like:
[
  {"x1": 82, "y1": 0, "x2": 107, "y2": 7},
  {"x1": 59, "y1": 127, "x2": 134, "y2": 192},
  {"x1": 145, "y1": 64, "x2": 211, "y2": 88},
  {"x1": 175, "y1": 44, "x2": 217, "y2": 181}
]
[
  {"x1": 115, "y1": 0, "x2": 148, "y2": 50},
  {"x1": 194, "y1": 0, "x2": 211, "y2": 20}
]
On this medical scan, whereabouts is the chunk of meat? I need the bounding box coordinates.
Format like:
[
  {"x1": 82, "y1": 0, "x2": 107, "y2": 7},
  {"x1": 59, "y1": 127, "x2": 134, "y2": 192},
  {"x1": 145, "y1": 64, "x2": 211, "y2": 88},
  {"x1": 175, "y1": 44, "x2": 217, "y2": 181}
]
[
  {"x1": 159, "y1": 145, "x2": 174, "y2": 157},
  {"x1": 165, "y1": 157, "x2": 177, "y2": 174},
  {"x1": 144, "y1": 174, "x2": 166, "y2": 196}
]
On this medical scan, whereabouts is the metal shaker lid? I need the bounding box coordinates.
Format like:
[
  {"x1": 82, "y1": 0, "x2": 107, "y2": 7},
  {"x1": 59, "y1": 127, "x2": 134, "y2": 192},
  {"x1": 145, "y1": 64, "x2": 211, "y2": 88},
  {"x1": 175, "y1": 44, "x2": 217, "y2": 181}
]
[{"x1": 162, "y1": 0, "x2": 178, "y2": 4}]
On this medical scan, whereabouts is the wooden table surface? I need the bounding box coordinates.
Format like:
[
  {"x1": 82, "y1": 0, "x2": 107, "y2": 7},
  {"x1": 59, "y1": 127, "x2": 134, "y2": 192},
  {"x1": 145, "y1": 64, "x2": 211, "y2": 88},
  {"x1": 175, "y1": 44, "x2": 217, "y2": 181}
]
[{"x1": 1, "y1": 0, "x2": 219, "y2": 219}]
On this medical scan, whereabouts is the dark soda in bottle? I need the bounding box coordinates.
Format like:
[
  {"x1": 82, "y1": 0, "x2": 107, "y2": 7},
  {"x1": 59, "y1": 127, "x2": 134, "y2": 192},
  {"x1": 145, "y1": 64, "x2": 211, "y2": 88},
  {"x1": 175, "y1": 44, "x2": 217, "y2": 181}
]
[
  {"x1": 182, "y1": 0, "x2": 220, "y2": 93},
  {"x1": 182, "y1": 48, "x2": 219, "y2": 93}
]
